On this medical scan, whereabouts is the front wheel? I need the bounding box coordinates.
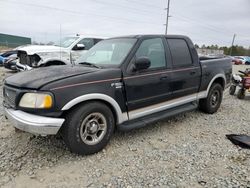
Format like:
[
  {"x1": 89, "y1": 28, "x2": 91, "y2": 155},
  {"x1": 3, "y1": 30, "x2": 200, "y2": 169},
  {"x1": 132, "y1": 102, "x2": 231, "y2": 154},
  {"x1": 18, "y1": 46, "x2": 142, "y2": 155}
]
[
  {"x1": 61, "y1": 101, "x2": 115, "y2": 155},
  {"x1": 229, "y1": 85, "x2": 236, "y2": 95},
  {"x1": 199, "y1": 83, "x2": 223, "y2": 114}
]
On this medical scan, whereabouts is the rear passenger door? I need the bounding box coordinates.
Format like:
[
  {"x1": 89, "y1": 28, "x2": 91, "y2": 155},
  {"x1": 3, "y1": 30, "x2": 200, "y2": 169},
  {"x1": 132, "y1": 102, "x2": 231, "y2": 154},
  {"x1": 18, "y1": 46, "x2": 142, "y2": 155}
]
[{"x1": 167, "y1": 38, "x2": 201, "y2": 99}]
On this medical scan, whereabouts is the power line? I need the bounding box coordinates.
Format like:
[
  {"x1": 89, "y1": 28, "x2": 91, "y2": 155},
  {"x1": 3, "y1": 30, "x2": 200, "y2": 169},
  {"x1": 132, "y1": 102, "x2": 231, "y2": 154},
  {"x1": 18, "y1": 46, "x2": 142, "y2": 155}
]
[
  {"x1": 3, "y1": 0, "x2": 164, "y2": 27},
  {"x1": 173, "y1": 15, "x2": 250, "y2": 45},
  {"x1": 173, "y1": 13, "x2": 250, "y2": 39},
  {"x1": 90, "y1": 0, "x2": 164, "y2": 15},
  {"x1": 125, "y1": 0, "x2": 163, "y2": 9},
  {"x1": 2, "y1": 0, "x2": 249, "y2": 46},
  {"x1": 173, "y1": 16, "x2": 233, "y2": 36}
]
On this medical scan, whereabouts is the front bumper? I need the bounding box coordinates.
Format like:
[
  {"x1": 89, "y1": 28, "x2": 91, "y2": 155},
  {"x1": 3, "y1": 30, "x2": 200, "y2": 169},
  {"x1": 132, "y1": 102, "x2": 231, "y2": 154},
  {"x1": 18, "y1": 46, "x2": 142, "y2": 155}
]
[
  {"x1": 4, "y1": 108, "x2": 65, "y2": 135},
  {"x1": 16, "y1": 61, "x2": 32, "y2": 71}
]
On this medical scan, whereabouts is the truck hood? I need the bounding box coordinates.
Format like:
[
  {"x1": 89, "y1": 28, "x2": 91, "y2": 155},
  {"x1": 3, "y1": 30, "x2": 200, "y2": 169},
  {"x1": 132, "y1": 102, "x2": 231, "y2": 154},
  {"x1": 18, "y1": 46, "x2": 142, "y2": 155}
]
[
  {"x1": 4, "y1": 65, "x2": 98, "y2": 89},
  {"x1": 17, "y1": 45, "x2": 66, "y2": 55}
]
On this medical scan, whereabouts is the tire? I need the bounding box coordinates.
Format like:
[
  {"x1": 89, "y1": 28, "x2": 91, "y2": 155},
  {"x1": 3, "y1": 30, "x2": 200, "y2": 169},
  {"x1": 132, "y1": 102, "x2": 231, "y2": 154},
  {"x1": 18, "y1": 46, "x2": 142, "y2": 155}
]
[
  {"x1": 237, "y1": 89, "x2": 245, "y2": 99},
  {"x1": 61, "y1": 101, "x2": 115, "y2": 155},
  {"x1": 199, "y1": 83, "x2": 223, "y2": 114},
  {"x1": 229, "y1": 85, "x2": 236, "y2": 95}
]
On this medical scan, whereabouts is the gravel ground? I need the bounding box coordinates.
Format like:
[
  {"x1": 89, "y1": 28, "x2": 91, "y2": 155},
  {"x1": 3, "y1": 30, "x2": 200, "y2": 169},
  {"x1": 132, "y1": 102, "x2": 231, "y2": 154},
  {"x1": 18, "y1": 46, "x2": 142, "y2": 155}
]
[{"x1": 0, "y1": 65, "x2": 250, "y2": 188}]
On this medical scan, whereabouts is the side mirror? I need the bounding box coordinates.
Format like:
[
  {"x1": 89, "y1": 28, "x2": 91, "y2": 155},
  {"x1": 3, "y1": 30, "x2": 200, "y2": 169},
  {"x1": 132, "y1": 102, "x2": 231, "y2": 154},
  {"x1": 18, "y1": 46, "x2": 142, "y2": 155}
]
[
  {"x1": 75, "y1": 43, "x2": 85, "y2": 50},
  {"x1": 133, "y1": 57, "x2": 151, "y2": 71}
]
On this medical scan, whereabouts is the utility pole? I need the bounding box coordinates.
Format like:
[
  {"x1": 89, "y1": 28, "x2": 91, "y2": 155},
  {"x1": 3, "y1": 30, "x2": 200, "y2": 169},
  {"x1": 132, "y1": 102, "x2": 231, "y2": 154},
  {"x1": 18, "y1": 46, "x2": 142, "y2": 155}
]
[
  {"x1": 165, "y1": 0, "x2": 171, "y2": 35},
  {"x1": 230, "y1": 34, "x2": 236, "y2": 55}
]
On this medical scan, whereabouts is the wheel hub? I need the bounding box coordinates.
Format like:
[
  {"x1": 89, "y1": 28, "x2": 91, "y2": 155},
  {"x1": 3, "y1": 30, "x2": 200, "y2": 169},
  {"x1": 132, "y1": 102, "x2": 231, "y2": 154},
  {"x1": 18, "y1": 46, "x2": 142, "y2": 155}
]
[
  {"x1": 87, "y1": 121, "x2": 99, "y2": 134},
  {"x1": 211, "y1": 91, "x2": 219, "y2": 106},
  {"x1": 80, "y1": 112, "x2": 107, "y2": 145},
  {"x1": 212, "y1": 95, "x2": 217, "y2": 102}
]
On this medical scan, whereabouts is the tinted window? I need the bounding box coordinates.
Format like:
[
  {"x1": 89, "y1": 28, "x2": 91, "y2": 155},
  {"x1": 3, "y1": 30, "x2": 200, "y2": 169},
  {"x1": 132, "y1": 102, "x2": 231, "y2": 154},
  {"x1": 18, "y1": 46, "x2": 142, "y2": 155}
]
[
  {"x1": 167, "y1": 39, "x2": 193, "y2": 67},
  {"x1": 136, "y1": 38, "x2": 166, "y2": 68},
  {"x1": 77, "y1": 38, "x2": 94, "y2": 50}
]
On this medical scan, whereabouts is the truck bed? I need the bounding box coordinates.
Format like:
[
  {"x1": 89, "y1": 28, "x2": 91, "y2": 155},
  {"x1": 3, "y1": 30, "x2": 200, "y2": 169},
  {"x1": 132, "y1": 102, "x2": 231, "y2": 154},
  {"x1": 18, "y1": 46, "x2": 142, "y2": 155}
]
[{"x1": 199, "y1": 57, "x2": 232, "y2": 92}]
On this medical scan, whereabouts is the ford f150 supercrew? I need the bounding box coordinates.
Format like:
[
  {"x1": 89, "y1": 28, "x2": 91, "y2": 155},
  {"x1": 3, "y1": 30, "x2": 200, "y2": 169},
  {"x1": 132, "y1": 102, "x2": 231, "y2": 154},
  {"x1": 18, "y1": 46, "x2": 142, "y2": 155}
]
[{"x1": 3, "y1": 35, "x2": 232, "y2": 155}]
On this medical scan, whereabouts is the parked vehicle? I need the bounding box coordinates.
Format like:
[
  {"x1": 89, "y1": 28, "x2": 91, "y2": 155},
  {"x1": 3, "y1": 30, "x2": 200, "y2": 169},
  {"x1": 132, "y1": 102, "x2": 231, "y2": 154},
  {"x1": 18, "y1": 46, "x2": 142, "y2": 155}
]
[
  {"x1": 1, "y1": 50, "x2": 19, "y2": 70},
  {"x1": 3, "y1": 35, "x2": 232, "y2": 155},
  {"x1": 230, "y1": 68, "x2": 250, "y2": 99},
  {"x1": 3, "y1": 55, "x2": 18, "y2": 71},
  {"x1": 229, "y1": 74, "x2": 242, "y2": 95},
  {"x1": 0, "y1": 50, "x2": 19, "y2": 71},
  {"x1": 15, "y1": 35, "x2": 103, "y2": 71},
  {"x1": 244, "y1": 57, "x2": 250, "y2": 65},
  {"x1": 233, "y1": 56, "x2": 250, "y2": 65},
  {"x1": 232, "y1": 58, "x2": 243, "y2": 65},
  {"x1": 0, "y1": 55, "x2": 5, "y2": 66}
]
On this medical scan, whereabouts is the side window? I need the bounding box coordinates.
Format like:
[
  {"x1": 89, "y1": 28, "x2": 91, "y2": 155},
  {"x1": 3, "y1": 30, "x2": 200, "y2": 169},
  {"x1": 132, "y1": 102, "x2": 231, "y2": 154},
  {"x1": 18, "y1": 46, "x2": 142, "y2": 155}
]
[
  {"x1": 77, "y1": 38, "x2": 94, "y2": 50},
  {"x1": 167, "y1": 39, "x2": 193, "y2": 67},
  {"x1": 135, "y1": 38, "x2": 166, "y2": 69}
]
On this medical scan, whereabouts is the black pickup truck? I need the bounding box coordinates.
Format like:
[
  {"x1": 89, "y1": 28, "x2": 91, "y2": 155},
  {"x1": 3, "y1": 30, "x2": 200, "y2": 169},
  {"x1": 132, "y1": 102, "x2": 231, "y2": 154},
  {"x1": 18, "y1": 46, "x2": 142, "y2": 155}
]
[{"x1": 3, "y1": 35, "x2": 232, "y2": 155}]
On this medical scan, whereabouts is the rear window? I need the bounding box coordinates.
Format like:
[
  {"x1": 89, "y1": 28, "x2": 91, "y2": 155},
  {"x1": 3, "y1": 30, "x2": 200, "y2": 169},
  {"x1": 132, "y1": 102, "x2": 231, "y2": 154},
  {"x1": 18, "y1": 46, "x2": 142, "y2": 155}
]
[{"x1": 167, "y1": 39, "x2": 193, "y2": 67}]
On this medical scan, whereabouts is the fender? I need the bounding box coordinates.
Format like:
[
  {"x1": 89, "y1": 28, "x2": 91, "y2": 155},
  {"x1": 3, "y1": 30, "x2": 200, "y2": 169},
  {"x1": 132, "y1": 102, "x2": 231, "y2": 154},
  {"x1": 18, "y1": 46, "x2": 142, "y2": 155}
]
[
  {"x1": 61, "y1": 93, "x2": 128, "y2": 124},
  {"x1": 198, "y1": 73, "x2": 226, "y2": 99},
  {"x1": 38, "y1": 58, "x2": 69, "y2": 66}
]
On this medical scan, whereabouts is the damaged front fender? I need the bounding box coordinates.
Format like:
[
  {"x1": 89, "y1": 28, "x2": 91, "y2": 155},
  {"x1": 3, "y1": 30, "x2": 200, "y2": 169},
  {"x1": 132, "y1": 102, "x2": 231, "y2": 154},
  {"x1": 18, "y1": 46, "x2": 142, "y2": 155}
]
[{"x1": 35, "y1": 51, "x2": 70, "y2": 66}]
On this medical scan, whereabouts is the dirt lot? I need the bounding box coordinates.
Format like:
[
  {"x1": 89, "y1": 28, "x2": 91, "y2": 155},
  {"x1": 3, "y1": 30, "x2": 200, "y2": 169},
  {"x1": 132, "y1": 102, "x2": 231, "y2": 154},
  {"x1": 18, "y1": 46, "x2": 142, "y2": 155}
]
[{"x1": 0, "y1": 65, "x2": 250, "y2": 188}]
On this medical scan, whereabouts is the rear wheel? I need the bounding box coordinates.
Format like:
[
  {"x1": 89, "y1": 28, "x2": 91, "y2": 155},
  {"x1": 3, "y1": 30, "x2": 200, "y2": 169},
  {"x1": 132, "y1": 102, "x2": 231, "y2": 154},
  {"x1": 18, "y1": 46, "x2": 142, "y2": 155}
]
[
  {"x1": 237, "y1": 89, "x2": 245, "y2": 99},
  {"x1": 229, "y1": 85, "x2": 236, "y2": 95},
  {"x1": 61, "y1": 101, "x2": 115, "y2": 155},
  {"x1": 199, "y1": 83, "x2": 223, "y2": 114}
]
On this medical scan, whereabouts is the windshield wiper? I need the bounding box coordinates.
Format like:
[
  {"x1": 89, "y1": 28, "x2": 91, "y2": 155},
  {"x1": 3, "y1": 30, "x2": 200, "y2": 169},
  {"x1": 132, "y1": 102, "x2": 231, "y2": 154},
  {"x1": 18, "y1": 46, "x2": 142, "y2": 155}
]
[{"x1": 78, "y1": 62, "x2": 101, "y2": 69}]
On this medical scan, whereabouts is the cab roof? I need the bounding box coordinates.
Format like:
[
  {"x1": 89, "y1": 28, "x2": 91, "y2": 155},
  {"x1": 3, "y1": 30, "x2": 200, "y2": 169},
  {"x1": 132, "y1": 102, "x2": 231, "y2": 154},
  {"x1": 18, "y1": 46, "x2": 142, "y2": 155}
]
[{"x1": 109, "y1": 34, "x2": 190, "y2": 40}]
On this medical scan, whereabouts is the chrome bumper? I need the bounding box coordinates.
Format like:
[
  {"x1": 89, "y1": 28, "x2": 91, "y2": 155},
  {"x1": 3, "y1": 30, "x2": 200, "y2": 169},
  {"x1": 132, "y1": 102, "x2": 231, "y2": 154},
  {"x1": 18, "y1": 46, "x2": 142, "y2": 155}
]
[{"x1": 4, "y1": 108, "x2": 65, "y2": 135}]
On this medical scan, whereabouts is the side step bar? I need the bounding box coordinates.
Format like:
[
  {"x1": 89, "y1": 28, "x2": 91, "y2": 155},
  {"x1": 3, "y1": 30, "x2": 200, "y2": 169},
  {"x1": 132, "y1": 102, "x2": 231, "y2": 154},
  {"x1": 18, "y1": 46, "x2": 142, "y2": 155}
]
[{"x1": 118, "y1": 102, "x2": 198, "y2": 131}]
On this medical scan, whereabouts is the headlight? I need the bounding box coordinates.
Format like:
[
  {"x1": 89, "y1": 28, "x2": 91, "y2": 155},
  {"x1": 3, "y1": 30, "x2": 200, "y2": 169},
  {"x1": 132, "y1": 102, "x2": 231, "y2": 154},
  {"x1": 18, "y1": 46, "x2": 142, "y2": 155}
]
[{"x1": 19, "y1": 93, "x2": 53, "y2": 109}]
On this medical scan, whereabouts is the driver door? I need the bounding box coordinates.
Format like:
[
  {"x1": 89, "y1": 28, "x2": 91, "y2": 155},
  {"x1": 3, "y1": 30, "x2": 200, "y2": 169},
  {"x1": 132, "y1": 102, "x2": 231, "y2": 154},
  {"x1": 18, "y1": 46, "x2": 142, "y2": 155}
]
[{"x1": 123, "y1": 37, "x2": 172, "y2": 119}]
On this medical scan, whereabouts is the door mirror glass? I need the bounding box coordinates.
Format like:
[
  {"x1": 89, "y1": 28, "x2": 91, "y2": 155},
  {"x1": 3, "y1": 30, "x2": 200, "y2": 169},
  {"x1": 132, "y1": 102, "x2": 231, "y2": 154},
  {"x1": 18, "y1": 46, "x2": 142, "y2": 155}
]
[
  {"x1": 75, "y1": 43, "x2": 85, "y2": 50},
  {"x1": 134, "y1": 57, "x2": 151, "y2": 71}
]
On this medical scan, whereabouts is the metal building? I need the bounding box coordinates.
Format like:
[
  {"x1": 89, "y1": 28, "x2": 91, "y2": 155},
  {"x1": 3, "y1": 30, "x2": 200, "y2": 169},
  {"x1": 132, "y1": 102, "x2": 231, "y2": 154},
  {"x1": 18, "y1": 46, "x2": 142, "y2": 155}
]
[{"x1": 0, "y1": 33, "x2": 31, "y2": 48}]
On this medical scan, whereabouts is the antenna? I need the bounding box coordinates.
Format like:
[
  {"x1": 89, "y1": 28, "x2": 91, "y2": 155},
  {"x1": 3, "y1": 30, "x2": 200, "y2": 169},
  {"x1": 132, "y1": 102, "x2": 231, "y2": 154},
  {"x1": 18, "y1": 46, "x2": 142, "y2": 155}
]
[{"x1": 60, "y1": 24, "x2": 62, "y2": 60}]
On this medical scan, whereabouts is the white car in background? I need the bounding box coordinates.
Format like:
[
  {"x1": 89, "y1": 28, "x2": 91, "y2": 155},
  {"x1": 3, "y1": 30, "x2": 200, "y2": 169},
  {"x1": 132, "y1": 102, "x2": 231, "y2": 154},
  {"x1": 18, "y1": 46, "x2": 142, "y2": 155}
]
[{"x1": 16, "y1": 35, "x2": 103, "y2": 71}]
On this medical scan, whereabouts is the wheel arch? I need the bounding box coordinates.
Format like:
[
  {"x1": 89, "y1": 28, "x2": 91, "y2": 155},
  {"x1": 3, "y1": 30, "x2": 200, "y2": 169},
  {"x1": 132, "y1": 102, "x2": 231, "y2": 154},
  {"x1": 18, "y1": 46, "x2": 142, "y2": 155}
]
[
  {"x1": 41, "y1": 60, "x2": 67, "y2": 67},
  {"x1": 61, "y1": 93, "x2": 128, "y2": 124},
  {"x1": 208, "y1": 73, "x2": 225, "y2": 88},
  {"x1": 200, "y1": 74, "x2": 226, "y2": 98}
]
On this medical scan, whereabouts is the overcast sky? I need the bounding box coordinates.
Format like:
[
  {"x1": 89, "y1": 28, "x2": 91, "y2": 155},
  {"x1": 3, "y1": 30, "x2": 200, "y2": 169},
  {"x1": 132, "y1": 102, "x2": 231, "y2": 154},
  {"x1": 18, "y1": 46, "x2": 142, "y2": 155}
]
[{"x1": 1, "y1": 0, "x2": 250, "y2": 47}]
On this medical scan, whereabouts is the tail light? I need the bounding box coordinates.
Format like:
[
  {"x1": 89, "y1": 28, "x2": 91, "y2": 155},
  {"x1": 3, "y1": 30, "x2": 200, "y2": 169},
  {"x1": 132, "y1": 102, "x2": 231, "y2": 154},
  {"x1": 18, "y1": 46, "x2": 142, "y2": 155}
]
[{"x1": 244, "y1": 77, "x2": 250, "y2": 88}]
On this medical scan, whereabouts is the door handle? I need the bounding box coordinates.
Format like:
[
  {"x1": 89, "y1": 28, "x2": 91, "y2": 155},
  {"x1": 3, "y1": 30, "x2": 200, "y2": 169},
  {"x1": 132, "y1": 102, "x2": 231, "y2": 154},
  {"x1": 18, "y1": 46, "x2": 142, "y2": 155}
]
[
  {"x1": 160, "y1": 76, "x2": 168, "y2": 81},
  {"x1": 190, "y1": 71, "x2": 196, "y2": 75}
]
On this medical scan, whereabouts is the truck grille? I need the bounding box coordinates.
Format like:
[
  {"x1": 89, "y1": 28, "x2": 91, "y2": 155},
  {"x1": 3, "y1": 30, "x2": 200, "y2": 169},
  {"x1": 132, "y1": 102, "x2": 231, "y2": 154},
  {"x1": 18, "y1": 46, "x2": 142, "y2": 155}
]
[
  {"x1": 19, "y1": 52, "x2": 29, "y2": 65},
  {"x1": 3, "y1": 86, "x2": 18, "y2": 108},
  {"x1": 18, "y1": 52, "x2": 40, "y2": 67}
]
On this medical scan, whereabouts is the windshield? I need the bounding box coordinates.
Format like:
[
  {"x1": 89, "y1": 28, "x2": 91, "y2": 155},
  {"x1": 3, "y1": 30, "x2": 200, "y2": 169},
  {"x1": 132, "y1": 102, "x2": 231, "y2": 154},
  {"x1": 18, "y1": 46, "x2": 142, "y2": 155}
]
[
  {"x1": 55, "y1": 37, "x2": 79, "y2": 48},
  {"x1": 76, "y1": 38, "x2": 137, "y2": 66}
]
